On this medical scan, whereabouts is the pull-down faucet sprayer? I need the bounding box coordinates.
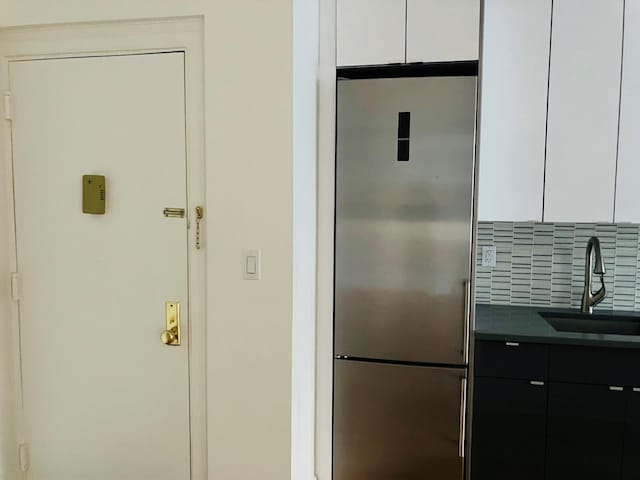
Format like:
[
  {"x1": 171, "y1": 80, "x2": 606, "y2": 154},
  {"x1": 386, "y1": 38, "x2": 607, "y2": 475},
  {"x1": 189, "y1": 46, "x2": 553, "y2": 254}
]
[{"x1": 581, "y1": 236, "x2": 606, "y2": 314}]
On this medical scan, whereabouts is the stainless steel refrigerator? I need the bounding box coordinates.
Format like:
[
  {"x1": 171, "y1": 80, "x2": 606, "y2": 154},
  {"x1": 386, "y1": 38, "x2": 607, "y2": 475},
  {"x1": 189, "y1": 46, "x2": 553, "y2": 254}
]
[{"x1": 333, "y1": 75, "x2": 477, "y2": 480}]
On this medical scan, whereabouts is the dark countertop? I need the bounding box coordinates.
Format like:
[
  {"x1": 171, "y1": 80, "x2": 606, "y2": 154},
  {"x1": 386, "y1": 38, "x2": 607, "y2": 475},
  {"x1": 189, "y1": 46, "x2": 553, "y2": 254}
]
[{"x1": 475, "y1": 303, "x2": 640, "y2": 349}]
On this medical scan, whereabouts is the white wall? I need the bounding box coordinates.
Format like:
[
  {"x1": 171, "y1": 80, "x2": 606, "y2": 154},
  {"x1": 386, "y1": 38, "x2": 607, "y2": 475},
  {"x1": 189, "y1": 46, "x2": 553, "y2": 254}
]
[{"x1": 0, "y1": 1, "x2": 317, "y2": 479}]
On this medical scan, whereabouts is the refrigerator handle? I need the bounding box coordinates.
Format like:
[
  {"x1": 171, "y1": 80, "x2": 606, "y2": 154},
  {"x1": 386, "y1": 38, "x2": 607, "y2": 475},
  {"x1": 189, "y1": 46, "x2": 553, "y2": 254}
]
[
  {"x1": 463, "y1": 280, "x2": 471, "y2": 364},
  {"x1": 459, "y1": 377, "x2": 468, "y2": 458}
]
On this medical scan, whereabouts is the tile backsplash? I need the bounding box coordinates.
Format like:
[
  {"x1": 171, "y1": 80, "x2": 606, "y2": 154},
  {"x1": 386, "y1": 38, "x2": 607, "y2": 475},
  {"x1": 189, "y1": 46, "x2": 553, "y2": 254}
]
[{"x1": 476, "y1": 223, "x2": 640, "y2": 311}]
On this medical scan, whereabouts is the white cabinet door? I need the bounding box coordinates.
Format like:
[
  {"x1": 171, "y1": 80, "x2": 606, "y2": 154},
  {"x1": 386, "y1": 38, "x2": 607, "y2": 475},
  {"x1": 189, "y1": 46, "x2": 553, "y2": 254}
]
[
  {"x1": 615, "y1": 0, "x2": 640, "y2": 223},
  {"x1": 406, "y1": 0, "x2": 480, "y2": 63},
  {"x1": 544, "y1": 0, "x2": 624, "y2": 222},
  {"x1": 478, "y1": 0, "x2": 551, "y2": 222},
  {"x1": 337, "y1": 0, "x2": 406, "y2": 67}
]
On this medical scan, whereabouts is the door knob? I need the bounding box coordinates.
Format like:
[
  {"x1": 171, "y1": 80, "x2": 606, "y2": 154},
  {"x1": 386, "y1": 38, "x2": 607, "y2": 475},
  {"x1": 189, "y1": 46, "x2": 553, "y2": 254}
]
[
  {"x1": 161, "y1": 301, "x2": 181, "y2": 346},
  {"x1": 161, "y1": 327, "x2": 179, "y2": 345}
]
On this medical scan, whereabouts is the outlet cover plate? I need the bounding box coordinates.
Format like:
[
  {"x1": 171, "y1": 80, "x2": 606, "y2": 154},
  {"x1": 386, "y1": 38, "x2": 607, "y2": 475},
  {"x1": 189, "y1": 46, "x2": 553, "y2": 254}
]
[{"x1": 482, "y1": 246, "x2": 497, "y2": 267}]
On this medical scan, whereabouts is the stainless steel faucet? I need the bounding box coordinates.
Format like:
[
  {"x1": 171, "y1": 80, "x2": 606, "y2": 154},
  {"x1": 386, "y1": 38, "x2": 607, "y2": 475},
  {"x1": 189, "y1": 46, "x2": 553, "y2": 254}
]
[{"x1": 581, "y1": 236, "x2": 606, "y2": 314}]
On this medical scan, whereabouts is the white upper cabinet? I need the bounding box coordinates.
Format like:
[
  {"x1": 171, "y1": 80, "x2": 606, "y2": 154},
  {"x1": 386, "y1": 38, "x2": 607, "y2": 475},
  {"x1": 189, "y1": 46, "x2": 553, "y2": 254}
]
[
  {"x1": 477, "y1": 0, "x2": 551, "y2": 222},
  {"x1": 337, "y1": 0, "x2": 406, "y2": 67},
  {"x1": 406, "y1": 0, "x2": 480, "y2": 63},
  {"x1": 337, "y1": 0, "x2": 480, "y2": 67},
  {"x1": 615, "y1": 0, "x2": 640, "y2": 223},
  {"x1": 544, "y1": 0, "x2": 624, "y2": 223}
]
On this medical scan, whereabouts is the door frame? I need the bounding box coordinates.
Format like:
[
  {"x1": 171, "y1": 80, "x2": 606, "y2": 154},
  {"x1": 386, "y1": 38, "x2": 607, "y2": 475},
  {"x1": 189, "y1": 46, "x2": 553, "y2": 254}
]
[{"x1": 0, "y1": 17, "x2": 207, "y2": 479}]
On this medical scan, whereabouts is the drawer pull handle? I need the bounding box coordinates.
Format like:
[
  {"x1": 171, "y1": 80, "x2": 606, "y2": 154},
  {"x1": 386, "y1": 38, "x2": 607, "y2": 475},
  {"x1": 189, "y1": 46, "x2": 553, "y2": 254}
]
[
  {"x1": 609, "y1": 386, "x2": 624, "y2": 392},
  {"x1": 530, "y1": 381, "x2": 545, "y2": 386},
  {"x1": 458, "y1": 377, "x2": 468, "y2": 458},
  {"x1": 505, "y1": 342, "x2": 520, "y2": 347},
  {"x1": 634, "y1": 388, "x2": 640, "y2": 393}
]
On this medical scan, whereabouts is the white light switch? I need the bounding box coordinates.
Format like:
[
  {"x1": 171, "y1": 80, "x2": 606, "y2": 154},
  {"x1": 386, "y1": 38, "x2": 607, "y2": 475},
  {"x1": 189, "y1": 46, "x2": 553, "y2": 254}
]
[
  {"x1": 243, "y1": 250, "x2": 261, "y2": 280},
  {"x1": 482, "y1": 246, "x2": 497, "y2": 267}
]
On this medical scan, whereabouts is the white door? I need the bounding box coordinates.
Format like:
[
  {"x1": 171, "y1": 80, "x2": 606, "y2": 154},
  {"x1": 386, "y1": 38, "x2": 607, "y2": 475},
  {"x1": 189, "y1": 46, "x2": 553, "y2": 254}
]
[
  {"x1": 406, "y1": 0, "x2": 480, "y2": 63},
  {"x1": 9, "y1": 52, "x2": 191, "y2": 480},
  {"x1": 544, "y1": 0, "x2": 624, "y2": 222},
  {"x1": 337, "y1": 0, "x2": 406, "y2": 67},
  {"x1": 477, "y1": 0, "x2": 551, "y2": 222},
  {"x1": 615, "y1": 0, "x2": 640, "y2": 223}
]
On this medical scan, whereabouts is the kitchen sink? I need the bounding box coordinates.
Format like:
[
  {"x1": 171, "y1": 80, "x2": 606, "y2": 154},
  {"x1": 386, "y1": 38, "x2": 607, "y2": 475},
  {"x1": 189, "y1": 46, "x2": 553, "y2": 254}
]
[{"x1": 540, "y1": 311, "x2": 640, "y2": 336}]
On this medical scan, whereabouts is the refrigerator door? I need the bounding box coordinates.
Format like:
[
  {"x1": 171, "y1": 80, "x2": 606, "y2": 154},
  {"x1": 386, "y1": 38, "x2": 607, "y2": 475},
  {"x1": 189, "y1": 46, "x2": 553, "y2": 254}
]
[
  {"x1": 335, "y1": 76, "x2": 476, "y2": 365},
  {"x1": 333, "y1": 360, "x2": 467, "y2": 480}
]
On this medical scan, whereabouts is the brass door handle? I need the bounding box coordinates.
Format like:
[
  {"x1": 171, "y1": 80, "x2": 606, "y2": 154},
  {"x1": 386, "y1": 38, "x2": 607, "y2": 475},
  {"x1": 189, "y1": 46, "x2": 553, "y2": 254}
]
[
  {"x1": 161, "y1": 301, "x2": 181, "y2": 346},
  {"x1": 161, "y1": 327, "x2": 179, "y2": 345}
]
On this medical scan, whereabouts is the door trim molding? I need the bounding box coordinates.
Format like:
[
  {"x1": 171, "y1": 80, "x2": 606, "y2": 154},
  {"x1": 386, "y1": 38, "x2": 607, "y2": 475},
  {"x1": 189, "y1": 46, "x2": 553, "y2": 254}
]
[
  {"x1": 315, "y1": 0, "x2": 336, "y2": 477},
  {"x1": 0, "y1": 17, "x2": 207, "y2": 480}
]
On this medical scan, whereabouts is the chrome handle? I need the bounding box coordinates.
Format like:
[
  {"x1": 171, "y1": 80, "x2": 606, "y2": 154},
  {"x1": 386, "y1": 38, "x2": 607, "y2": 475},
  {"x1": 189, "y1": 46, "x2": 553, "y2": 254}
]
[
  {"x1": 634, "y1": 387, "x2": 640, "y2": 393},
  {"x1": 609, "y1": 386, "x2": 624, "y2": 392},
  {"x1": 463, "y1": 280, "x2": 471, "y2": 363},
  {"x1": 458, "y1": 377, "x2": 468, "y2": 458},
  {"x1": 530, "y1": 381, "x2": 545, "y2": 386},
  {"x1": 506, "y1": 342, "x2": 520, "y2": 347}
]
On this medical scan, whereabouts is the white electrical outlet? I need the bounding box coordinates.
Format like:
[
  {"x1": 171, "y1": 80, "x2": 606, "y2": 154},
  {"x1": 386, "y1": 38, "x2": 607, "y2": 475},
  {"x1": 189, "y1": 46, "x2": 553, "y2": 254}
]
[{"x1": 482, "y1": 246, "x2": 497, "y2": 267}]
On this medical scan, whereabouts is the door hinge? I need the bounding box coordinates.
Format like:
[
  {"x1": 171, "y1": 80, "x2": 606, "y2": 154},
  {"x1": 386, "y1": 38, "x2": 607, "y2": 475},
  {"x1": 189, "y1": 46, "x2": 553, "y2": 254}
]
[
  {"x1": 10, "y1": 272, "x2": 21, "y2": 302},
  {"x1": 18, "y1": 443, "x2": 29, "y2": 472},
  {"x1": 3, "y1": 92, "x2": 13, "y2": 121}
]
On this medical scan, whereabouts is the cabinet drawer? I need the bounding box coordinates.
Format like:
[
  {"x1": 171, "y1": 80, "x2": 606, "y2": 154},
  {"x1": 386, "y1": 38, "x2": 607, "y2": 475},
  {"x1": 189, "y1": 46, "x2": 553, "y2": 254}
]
[
  {"x1": 475, "y1": 341, "x2": 549, "y2": 380},
  {"x1": 550, "y1": 345, "x2": 640, "y2": 386}
]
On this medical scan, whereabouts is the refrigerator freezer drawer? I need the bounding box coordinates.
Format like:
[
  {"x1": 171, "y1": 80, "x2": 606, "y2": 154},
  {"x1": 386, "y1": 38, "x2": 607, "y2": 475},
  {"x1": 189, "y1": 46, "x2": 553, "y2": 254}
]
[{"x1": 333, "y1": 359, "x2": 467, "y2": 480}]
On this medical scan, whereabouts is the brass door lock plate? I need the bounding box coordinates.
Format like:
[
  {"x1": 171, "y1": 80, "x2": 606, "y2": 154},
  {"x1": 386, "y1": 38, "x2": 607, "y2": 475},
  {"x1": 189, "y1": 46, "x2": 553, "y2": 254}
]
[
  {"x1": 82, "y1": 175, "x2": 106, "y2": 214},
  {"x1": 161, "y1": 301, "x2": 181, "y2": 346}
]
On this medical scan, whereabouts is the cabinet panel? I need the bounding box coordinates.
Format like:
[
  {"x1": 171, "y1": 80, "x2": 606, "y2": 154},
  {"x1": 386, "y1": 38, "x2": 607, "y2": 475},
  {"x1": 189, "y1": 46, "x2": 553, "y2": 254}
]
[
  {"x1": 471, "y1": 377, "x2": 547, "y2": 480},
  {"x1": 623, "y1": 389, "x2": 640, "y2": 480},
  {"x1": 337, "y1": 0, "x2": 406, "y2": 67},
  {"x1": 406, "y1": 0, "x2": 480, "y2": 63},
  {"x1": 477, "y1": 0, "x2": 551, "y2": 221},
  {"x1": 546, "y1": 383, "x2": 626, "y2": 479},
  {"x1": 544, "y1": 0, "x2": 623, "y2": 222},
  {"x1": 615, "y1": 0, "x2": 640, "y2": 222},
  {"x1": 475, "y1": 341, "x2": 549, "y2": 381},
  {"x1": 550, "y1": 345, "x2": 640, "y2": 386}
]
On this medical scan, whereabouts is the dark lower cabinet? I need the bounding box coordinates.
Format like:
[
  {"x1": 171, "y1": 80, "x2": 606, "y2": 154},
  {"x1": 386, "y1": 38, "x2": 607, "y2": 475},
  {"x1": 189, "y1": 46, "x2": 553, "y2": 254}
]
[
  {"x1": 473, "y1": 341, "x2": 640, "y2": 480},
  {"x1": 471, "y1": 377, "x2": 547, "y2": 480},
  {"x1": 623, "y1": 389, "x2": 640, "y2": 480},
  {"x1": 546, "y1": 382, "x2": 627, "y2": 480}
]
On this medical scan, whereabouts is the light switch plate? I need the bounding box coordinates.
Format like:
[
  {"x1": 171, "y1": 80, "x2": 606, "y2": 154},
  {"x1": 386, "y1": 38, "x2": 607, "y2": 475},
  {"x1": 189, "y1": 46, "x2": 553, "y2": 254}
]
[
  {"x1": 243, "y1": 250, "x2": 261, "y2": 280},
  {"x1": 482, "y1": 246, "x2": 497, "y2": 267}
]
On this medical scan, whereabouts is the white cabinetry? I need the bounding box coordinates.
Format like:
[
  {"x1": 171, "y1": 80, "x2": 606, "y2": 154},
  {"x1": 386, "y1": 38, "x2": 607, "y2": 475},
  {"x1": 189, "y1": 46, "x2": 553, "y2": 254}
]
[
  {"x1": 615, "y1": 0, "x2": 640, "y2": 223},
  {"x1": 544, "y1": 0, "x2": 624, "y2": 222},
  {"x1": 337, "y1": 0, "x2": 480, "y2": 67},
  {"x1": 406, "y1": 0, "x2": 480, "y2": 63},
  {"x1": 477, "y1": 0, "x2": 551, "y2": 222},
  {"x1": 337, "y1": 0, "x2": 406, "y2": 67}
]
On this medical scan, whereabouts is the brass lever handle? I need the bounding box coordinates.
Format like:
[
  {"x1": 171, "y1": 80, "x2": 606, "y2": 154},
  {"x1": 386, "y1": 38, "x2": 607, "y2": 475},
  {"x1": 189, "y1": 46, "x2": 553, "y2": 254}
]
[{"x1": 161, "y1": 301, "x2": 181, "y2": 346}]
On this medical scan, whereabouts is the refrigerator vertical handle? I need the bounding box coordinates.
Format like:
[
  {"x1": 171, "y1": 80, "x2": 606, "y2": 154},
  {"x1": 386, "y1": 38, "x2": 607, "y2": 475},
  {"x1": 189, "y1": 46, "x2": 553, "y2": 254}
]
[
  {"x1": 463, "y1": 280, "x2": 471, "y2": 364},
  {"x1": 459, "y1": 377, "x2": 468, "y2": 458}
]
